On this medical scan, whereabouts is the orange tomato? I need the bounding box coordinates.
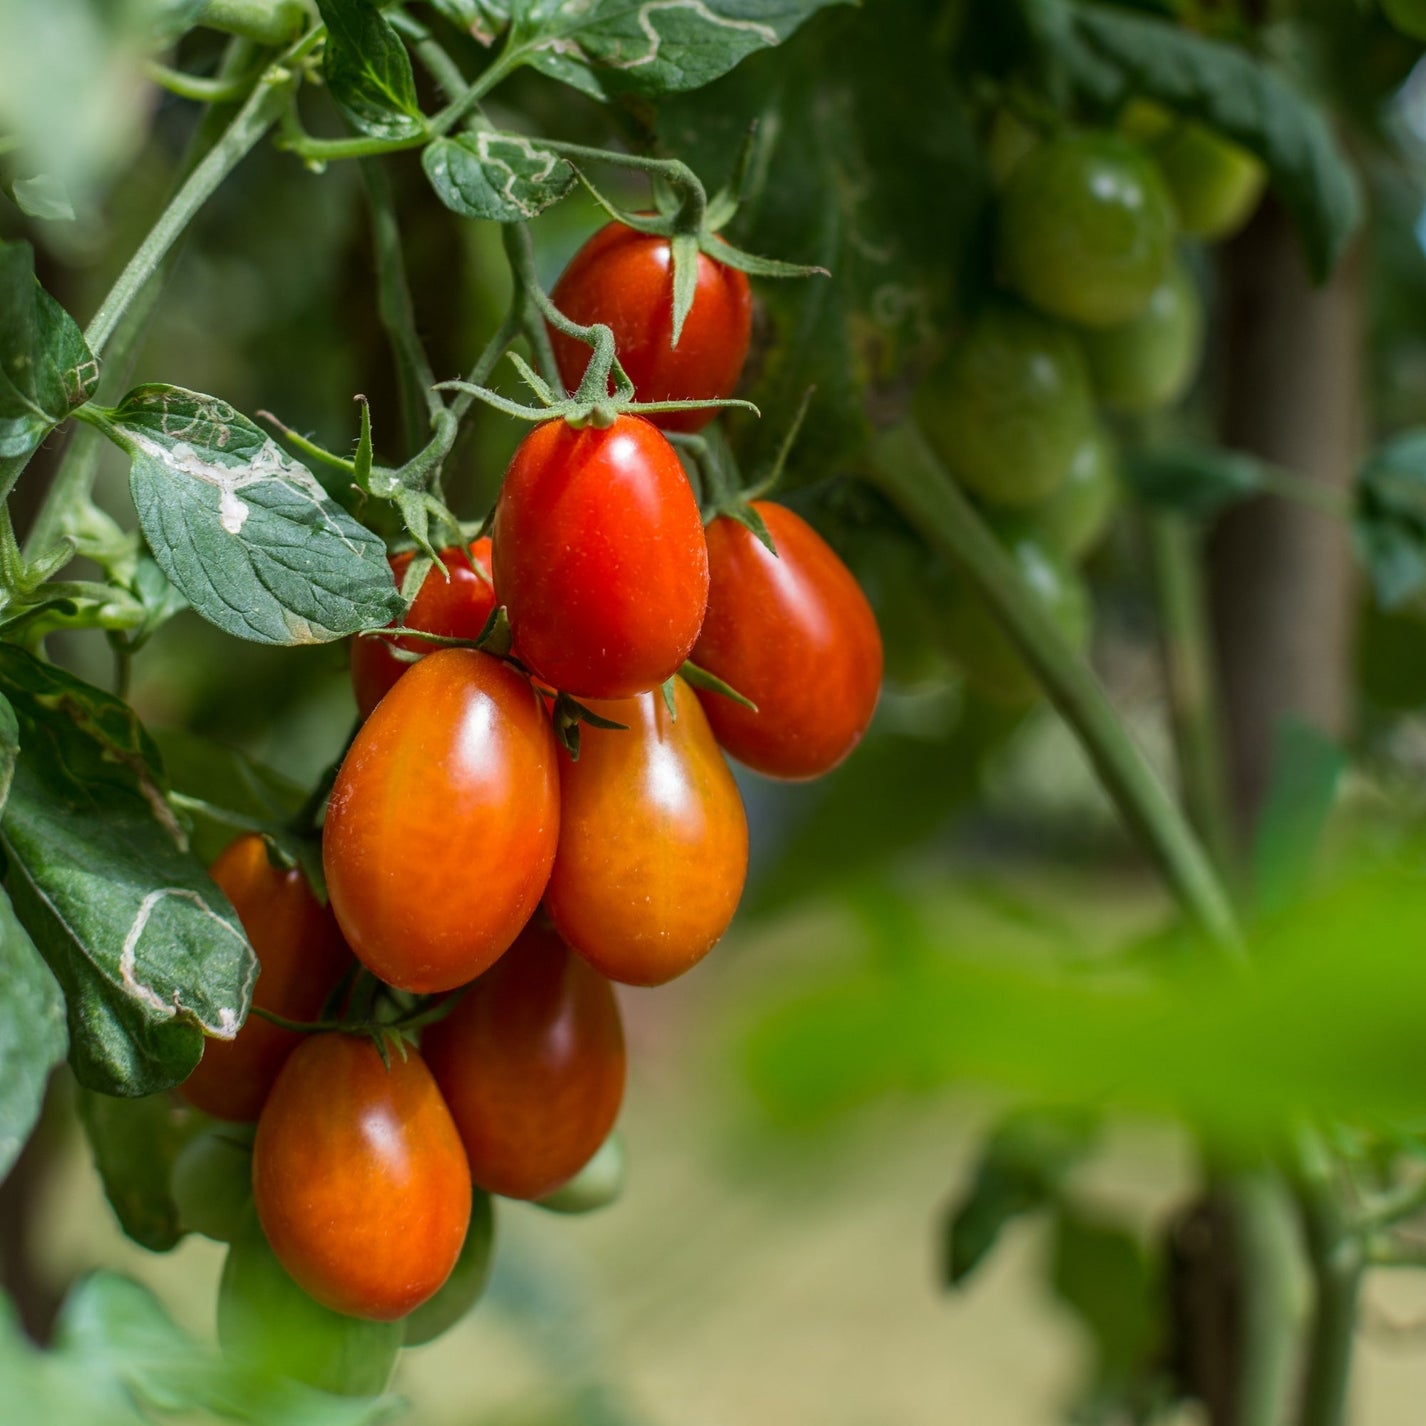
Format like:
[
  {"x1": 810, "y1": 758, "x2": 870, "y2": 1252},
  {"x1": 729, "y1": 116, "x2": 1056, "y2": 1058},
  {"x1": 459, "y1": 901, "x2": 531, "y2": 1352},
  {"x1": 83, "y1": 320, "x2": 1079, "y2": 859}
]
[
  {"x1": 252, "y1": 1032, "x2": 471, "y2": 1321},
  {"x1": 422, "y1": 924, "x2": 625, "y2": 1200},
  {"x1": 323, "y1": 648, "x2": 559, "y2": 993},
  {"x1": 545, "y1": 677, "x2": 748, "y2": 985}
]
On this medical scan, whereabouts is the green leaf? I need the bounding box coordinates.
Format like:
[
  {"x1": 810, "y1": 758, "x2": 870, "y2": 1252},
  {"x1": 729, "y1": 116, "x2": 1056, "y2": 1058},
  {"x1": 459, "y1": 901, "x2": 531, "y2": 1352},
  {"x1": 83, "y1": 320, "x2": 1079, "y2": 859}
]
[
  {"x1": 1050, "y1": 1208, "x2": 1165, "y2": 1408},
  {"x1": 0, "y1": 239, "x2": 99, "y2": 485},
  {"x1": 317, "y1": 0, "x2": 425, "y2": 140},
  {"x1": 942, "y1": 1107, "x2": 1097, "y2": 1287},
  {"x1": 1250, "y1": 720, "x2": 1344, "y2": 921},
  {"x1": 1045, "y1": 1, "x2": 1362, "y2": 282},
  {"x1": 0, "y1": 1272, "x2": 402, "y2": 1425},
  {"x1": 1356, "y1": 428, "x2": 1426, "y2": 610},
  {"x1": 105, "y1": 385, "x2": 402, "y2": 646},
  {"x1": 11, "y1": 173, "x2": 75, "y2": 221},
  {"x1": 422, "y1": 126, "x2": 575, "y2": 222},
  {"x1": 76, "y1": 1088, "x2": 205, "y2": 1252},
  {"x1": 0, "y1": 646, "x2": 256, "y2": 1096},
  {"x1": 656, "y1": 2, "x2": 986, "y2": 487},
  {"x1": 516, "y1": 0, "x2": 849, "y2": 100},
  {"x1": 0, "y1": 883, "x2": 66, "y2": 1180},
  {"x1": 1124, "y1": 445, "x2": 1266, "y2": 520}
]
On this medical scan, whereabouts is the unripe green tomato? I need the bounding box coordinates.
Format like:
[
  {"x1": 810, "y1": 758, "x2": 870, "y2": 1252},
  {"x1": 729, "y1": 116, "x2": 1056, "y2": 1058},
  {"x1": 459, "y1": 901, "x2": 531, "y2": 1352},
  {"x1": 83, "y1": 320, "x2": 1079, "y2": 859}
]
[
  {"x1": 1154, "y1": 124, "x2": 1265, "y2": 241},
  {"x1": 940, "y1": 537, "x2": 1091, "y2": 706},
  {"x1": 1009, "y1": 428, "x2": 1120, "y2": 562},
  {"x1": 1384, "y1": 0, "x2": 1426, "y2": 42},
  {"x1": 403, "y1": 1193, "x2": 495, "y2": 1348},
  {"x1": 218, "y1": 1213, "x2": 403, "y2": 1397},
  {"x1": 998, "y1": 131, "x2": 1177, "y2": 328},
  {"x1": 916, "y1": 304, "x2": 1095, "y2": 507},
  {"x1": 171, "y1": 1125, "x2": 255, "y2": 1244},
  {"x1": 535, "y1": 1131, "x2": 627, "y2": 1215},
  {"x1": 1082, "y1": 259, "x2": 1203, "y2": 414}
]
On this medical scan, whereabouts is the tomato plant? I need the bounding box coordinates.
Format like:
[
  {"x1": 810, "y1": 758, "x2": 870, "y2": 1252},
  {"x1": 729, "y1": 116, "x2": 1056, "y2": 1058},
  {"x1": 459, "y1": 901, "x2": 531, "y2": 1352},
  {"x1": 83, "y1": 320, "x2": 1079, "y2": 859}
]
[
  {"x1": 545, "y1": 677, "x2": 749, "y2": 981},
  {"x1": 492, "y1": 416, "x2": 710, "y2": 698},
  {"x1": 549, "y1": 222, "x2": 753, "y2": 433},
  {"x1": 421, "y1": 924, "x2": 626, "y2": 1201},
  {"x1": 350, "y1": 539, "x2": 497, "y2": 719},
  {"x1": 998, "y1": 132, "x2": 1177, "y2": 328},
  {"x1": 324, "y1": 649, "x2": 559, "y2": 993},
  {"x1": 1010, "y1": 428, "x2": 1120, "y2": 562},
  {"x1": 1154, "y1": 124, "x2": 1266, "y2": 242},
  {"x1": 1383, "y1": 0, "x2": 1426, "y2": 41},
  {"x1": 179, "y1": 834, "x2": 352, "y2": 1123},
  {"x1": 692, "y1": 504, "x2": 884, "y2": 781},
  {"x1": 252, "y1": 1032, "x2": 471, "y2": 1322}
]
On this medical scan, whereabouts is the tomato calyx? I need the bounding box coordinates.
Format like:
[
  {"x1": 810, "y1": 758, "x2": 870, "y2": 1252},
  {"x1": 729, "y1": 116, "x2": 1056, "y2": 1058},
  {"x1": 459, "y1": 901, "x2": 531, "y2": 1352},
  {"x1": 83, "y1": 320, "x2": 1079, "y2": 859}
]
[
  {"x1": 677, "y1": 660, "x2": 758, "y2": 714},
  {"x1": 551, "y1": 692, "x2": 628, "y2": 761},
  {"x1": 538, "y1": 132, "x2": 827, "y2": 346},
  {"x1": 358, "y1": 598, "x2": 515, "y2": 666}
]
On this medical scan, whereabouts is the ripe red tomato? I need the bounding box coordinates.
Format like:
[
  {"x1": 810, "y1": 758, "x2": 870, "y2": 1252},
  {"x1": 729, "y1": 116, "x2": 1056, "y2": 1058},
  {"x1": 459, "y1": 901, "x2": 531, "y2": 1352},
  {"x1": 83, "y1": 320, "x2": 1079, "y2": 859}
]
[
  {"x1": 351, "y1": 539, "x2": 496, "y2": 719},
  {"x1": 548, "y1": 222, "x2": 752, "y2": 434},
  {"x1": 691, "y1": 503, "x2": 883, "y2": 780},
  {"x1": 323, "y1": 648, "x2": 559, "y2": 993},
  {"x1": 492, "y1": 416, "x2": 709, "y2": 698},
  {"x1": 180, "y1": 835, "x2": 351, "y2": 1122},
  {"x1": 252, "y1": 1032, "x2": 471, "y2": 1321},
  {"x1": 545, "y1": 677, "x2": 748, "y2": 985},
  {"x1": 422, "y1": 924, "x2": 625, "y2": 1200}
]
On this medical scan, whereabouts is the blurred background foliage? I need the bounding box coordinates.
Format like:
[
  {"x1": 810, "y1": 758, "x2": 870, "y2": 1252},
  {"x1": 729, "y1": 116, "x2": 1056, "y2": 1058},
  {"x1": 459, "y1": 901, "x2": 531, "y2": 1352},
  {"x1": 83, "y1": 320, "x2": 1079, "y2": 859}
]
[{"x1": 11, "y1": 0, "x2": 1426, "y2": 1421}]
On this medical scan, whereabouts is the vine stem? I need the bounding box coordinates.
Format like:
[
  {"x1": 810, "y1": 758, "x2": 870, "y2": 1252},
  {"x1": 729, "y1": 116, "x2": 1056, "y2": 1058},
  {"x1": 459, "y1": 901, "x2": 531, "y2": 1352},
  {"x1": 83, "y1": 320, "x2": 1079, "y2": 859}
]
[{"x1": 867, "y1": 422, "x2": 1243, "y2": 957}]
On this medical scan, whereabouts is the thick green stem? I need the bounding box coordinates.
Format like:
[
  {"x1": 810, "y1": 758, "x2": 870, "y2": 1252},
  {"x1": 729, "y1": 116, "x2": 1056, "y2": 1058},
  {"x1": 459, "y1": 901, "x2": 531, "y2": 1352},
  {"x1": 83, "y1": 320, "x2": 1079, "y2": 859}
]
[
  {"x1": 1294, "y1": 1141, "x2": 1362, "y2": 1426},
  {"x1": 1148, "y1": 514, "x2": 1236, "y2": 881},
  {"x1": 867, "y1": 422, "x2": 1243, "y2": 957},
  {"x1": 199, "y1": 0, "x2": 307, "y2": 46}
]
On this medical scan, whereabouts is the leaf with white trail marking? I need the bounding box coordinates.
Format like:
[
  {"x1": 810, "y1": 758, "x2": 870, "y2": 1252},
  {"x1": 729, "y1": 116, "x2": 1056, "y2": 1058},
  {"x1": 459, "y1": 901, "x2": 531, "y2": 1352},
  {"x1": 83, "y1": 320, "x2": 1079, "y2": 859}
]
[
  {"x1": 0, "y1": 646, "x2": 256, "y2": 1097},
  {"x1": 514, "y1": 0, "x2": 850, "y2": 100},
  {"x1": 423, "y1": 125, "x2": 574, "y2": 222},
  {"x1": 104, "y1": 385, "x2": 401, "y2": 646}
]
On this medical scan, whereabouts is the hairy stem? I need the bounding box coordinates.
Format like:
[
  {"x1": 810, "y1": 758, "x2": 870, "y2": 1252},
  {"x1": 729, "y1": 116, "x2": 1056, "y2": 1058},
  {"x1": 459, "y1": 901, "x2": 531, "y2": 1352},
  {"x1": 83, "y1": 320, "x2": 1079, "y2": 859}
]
[{"x1": 867, "y1": 422, "x2": 1242, "y2": 956}]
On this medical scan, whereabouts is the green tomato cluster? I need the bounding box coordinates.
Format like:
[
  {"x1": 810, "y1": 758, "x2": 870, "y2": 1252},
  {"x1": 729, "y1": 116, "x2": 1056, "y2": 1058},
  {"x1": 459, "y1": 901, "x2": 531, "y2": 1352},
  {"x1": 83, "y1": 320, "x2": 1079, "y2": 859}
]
[{"x1": 914, "y1": 109, "x2": 1266, "y2": 705}]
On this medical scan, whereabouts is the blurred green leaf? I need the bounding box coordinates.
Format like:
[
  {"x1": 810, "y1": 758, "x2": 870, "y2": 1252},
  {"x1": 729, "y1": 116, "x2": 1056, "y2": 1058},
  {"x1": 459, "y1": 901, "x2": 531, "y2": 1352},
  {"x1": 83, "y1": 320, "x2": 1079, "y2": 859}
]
[
  {"x1": 657, "y1": 0, "x2": 987, "y2": 486},
  {"x1": 1356, "y1": 428, "x2": 1426, "y2": 609},
  {"x1": 516, "y1": 0, "x2": 850, "y2": 102},
  {"x1": 1124, "y1": 445, "x2": 1266, "y2": 520},
  {"x1": 10, "y1": 173, "x2": 75, "y2": 221},
  {"x1": 1034, "y1": 0, "x2": 1363, "y2": 282},
  {"x1": 1, "y1": 1271, "x2": 402, "y2": 1424},
  {"x1": 423, "y1": 127, "x2": 575, "y2": 222},
  {"x1": 0, "y1": 645, "x2": 255, "y2": 1096},
  {"x1": 106, "y1": 384, "x2": 402, "y2": 646},
  {"x1": 943, "y1": 1107, "x2": 1098, "y2": 1287},
  {"x1": 1250, "y1": 719, "x2": 1343, "y2": 920},
  {"x1": 0, "y1": 883, "x2": 67, "y2": 1180},
  {"x1": 1051, "y1": 1208, "x2": 1166, "y2": 1413},
  {"x1": 0, "y1": 239, "x2": 99, "y2": 495},
  {"x1": 76, "y1": 1088, "x2": 205, "y2": 1252},
  {"x1": 317, "y1": 0, "x2": 425, "y2": 141},
  {"x1": 744, "y1": 861, "x2": 1426, "y2": 1142}
]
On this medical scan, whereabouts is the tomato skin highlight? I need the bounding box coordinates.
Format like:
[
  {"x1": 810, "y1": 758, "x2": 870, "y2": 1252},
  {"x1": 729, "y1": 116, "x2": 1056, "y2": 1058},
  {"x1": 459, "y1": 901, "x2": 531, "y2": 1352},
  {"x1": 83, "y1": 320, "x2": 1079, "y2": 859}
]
[
  {"x1": 323, "y1": 648, "x2": 560, "y2": 993},
  {"x1": 252, "y1": 1033, "x2": 471, "y2": 1322},
  {"x1": 549, "y1": 222, "x2": 752, "y2": 434},
  {"x1": 691, "y1": 503, "x2": 884, "y2": 780},
  {"x1": 180, "y1": 835, "x2": 351, "y2": 1123},
  {"x1": 422, "y1": 924, "x2": 625, "y2": 1201},
  {"x1": 545, "y1": 678, "x2": 749, "y2": 985},
  {"x1": 492, "y1": 416, "x2": 709, "y2": 699},
  {"x1": 351, "y1": 539, "x2": 496, "y2": 720}
]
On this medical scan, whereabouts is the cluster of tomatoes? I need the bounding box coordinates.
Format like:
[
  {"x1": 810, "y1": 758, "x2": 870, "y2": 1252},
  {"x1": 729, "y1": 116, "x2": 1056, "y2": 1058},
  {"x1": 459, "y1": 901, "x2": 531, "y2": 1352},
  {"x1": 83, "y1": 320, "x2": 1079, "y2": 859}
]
[
  {"x1": 913, "y1": 104, "x2": 1265, "y2": 702},
  {"x1": 176, "y1": 218, "x2": 884, "y2": 1382}
]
